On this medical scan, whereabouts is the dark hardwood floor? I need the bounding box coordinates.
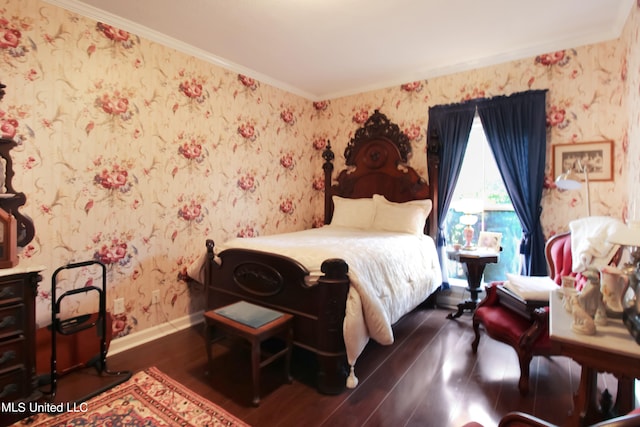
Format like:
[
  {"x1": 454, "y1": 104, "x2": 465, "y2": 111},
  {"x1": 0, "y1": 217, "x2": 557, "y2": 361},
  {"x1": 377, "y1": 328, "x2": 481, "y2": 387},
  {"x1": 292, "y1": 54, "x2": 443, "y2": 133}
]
[{"x1": 33, "y1": 304, "x2": 623, "y2": 427}]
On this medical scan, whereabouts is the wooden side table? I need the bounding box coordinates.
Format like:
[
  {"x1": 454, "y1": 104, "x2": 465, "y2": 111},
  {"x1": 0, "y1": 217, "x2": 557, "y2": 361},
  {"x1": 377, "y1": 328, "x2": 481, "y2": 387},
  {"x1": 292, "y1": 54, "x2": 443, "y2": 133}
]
[
  {"x1": 447, "y1": 250, "x2": 499, "y2": 319},
  {"x1": 203, "y1": 301, "x2": 293, "y2": 406},
  {"x1": 549, "y1": 289, "x2": 640, "y2": 426}
]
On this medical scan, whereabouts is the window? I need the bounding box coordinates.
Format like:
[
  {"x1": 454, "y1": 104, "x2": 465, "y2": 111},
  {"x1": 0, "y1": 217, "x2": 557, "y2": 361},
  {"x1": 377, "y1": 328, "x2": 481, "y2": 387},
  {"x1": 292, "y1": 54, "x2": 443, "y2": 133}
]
[{"x1": 444, "y1": 115, "x2": 522, "y2": 283}]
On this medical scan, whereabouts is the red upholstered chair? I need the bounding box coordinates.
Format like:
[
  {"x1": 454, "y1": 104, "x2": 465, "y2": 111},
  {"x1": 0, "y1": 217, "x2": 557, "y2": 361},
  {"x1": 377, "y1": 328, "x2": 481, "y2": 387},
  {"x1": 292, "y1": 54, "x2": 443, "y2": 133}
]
[
  {"x1": 471, "y1": 232, "x2": 622, "y2": 395},
  {"x1": 470, "y1": 232, "x2": 573, "y2": 396}
]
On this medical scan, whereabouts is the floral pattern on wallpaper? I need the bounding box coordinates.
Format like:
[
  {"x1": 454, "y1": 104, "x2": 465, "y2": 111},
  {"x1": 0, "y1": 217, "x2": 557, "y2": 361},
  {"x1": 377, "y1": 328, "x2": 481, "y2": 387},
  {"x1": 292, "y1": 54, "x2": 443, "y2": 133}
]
[
  {"x1": 624, "y1": 2, "x2": 640, "y2": 219},
  {"x1": 1, "y1": 0, "x2": 639, "y2": 342},
  {"x1": 1, "y1": 0, "x2": 324, "y2": 336},
  {"x1": 320, "y1": 4, "x2": 639, "y2": 239}
]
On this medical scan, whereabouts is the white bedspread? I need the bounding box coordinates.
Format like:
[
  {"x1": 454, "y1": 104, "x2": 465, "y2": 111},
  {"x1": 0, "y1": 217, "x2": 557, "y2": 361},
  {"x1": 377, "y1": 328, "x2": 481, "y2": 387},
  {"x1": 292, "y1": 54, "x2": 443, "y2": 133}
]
[{"x1": 188, "y1": 226, "x2": 441, "y2": 387}]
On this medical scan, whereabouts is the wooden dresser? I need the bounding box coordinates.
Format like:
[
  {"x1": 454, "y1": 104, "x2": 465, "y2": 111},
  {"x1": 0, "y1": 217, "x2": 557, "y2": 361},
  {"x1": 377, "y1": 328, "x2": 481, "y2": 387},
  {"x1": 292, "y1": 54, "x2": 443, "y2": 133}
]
[{"x1": 0, "y1": 265, "x2": 44, "y2": 425}]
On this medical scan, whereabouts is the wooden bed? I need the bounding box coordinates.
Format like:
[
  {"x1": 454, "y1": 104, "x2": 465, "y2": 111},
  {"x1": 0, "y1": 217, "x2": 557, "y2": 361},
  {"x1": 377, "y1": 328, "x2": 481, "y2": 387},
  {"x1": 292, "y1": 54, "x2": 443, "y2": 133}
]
[{"x1": 202, "y1": 110, "x2": 441, "y2": 394}]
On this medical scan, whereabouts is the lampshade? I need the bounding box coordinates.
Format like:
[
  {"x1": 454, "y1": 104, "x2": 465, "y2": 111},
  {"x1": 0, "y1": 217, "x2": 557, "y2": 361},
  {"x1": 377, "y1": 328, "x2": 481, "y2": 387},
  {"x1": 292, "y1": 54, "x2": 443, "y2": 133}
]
[
  {"x1": 555, "y1": 162, "x2": 590, "y2": 216},
  {"x1": 459, "y1": 214, "x2": 478, "y2": 226},
  {"x1": 555, "y1": 170, "x2": 583, "y2": 191},
  {"x1": 453, "y1": 198, "x2": 483, "y2": 214},
  {"x1": 608, "y1": 220, "x2": 640, "y2": 247}
]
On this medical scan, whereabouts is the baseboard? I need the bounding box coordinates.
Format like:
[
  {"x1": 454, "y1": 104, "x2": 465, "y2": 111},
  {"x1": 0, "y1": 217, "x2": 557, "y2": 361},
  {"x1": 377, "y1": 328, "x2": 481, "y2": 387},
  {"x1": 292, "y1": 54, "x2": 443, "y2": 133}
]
[
  {"x1": 107, "y1": 287, "x2": 476, "y2": 355},
  {"x1": 108, "y1": 310, "x2": 204, "y2": 356}
]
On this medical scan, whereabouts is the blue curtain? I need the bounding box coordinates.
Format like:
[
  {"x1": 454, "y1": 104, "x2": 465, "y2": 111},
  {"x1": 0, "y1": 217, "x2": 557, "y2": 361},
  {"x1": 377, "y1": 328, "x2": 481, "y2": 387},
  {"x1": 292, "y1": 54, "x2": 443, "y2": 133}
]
[
  {"x1": 476, "y1": 90, "x2": 548, "y2": 276},
  {"x1": 427, "y1": 102, "x2": 476, "y2": 288}
]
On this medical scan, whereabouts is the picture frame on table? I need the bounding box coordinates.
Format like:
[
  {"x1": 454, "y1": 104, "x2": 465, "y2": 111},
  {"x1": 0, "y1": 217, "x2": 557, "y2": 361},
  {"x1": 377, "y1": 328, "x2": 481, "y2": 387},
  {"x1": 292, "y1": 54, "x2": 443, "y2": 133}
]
[
  {"x1": 477, "y1": 231, "x2": 502, "y2": 253},
  {"x1": 552, "y1": 140, "x2": 613, "y2": 182}
]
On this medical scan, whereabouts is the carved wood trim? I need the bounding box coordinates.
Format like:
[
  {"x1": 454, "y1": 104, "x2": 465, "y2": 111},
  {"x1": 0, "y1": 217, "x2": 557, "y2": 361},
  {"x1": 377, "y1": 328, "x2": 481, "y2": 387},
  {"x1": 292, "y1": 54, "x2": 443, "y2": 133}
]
[
  {"x1": 0, "y1": 138, "x2": 35, "y2": 247},
  {"x1": 344, "y1": 110, "x2": 412, "y2": 165},
  {"x1": 322, "y1": 110, "x2": 440, "y2": 238}
]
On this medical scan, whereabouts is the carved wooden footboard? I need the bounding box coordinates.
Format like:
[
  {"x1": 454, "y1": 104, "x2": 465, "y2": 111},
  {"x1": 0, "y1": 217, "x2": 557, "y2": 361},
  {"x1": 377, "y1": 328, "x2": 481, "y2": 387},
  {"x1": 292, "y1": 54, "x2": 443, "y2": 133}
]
[
  {"x1": 203, "y1": 110, "x2": 441, "y2": 394},
  {"x1": 204, "y1": 239, "x2": 351, "y2": 394}
]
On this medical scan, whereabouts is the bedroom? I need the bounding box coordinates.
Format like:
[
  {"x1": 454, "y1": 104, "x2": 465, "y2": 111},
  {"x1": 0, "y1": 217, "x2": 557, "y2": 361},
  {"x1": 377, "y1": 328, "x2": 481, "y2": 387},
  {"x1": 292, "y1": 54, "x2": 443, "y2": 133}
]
[{"x1": 0, "y1": 0, "x2": 639, "y2": 425}]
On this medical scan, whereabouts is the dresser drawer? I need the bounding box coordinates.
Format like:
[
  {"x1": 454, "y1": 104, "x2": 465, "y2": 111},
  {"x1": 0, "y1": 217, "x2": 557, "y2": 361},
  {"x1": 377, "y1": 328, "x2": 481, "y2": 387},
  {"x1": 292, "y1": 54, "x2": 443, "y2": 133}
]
[
  {"x1": 0, "y1": 304, "x2": 24, "y2": 340},
  {"x1": 0, "y1": 278, "x2": 27, "y2": 306},
  {"x1": 0, "y1": 336, "x2": 25, "y2": 373},
  {"x1": 0, "y1": 367, "x2": 28, "y2": 401}
]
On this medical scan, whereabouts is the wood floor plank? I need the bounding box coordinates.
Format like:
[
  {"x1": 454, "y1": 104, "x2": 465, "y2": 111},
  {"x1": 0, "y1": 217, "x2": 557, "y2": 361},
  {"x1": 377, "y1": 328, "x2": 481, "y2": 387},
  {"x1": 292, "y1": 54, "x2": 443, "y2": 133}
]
[
  {"x1": 320, "y1": 307, "x2": 446, "y2": 426},
  {"x1": 409, "y1": 316, "x2": 503, "y2": 427},
  {"x1": 24, "y1": 306, "x2": 627, "y2": 427}
]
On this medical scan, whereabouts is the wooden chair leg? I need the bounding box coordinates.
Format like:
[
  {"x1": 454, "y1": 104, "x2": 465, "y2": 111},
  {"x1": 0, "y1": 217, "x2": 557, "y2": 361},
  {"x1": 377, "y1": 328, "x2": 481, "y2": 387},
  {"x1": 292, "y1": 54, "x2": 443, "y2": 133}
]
[
  {"x1": 471, "y1": 319, "x2": 481, "y2": 353},
  {"x1": 518, "y1": 353, "x2": 532, "y2": 396},
  {"x1": 251, "y1": 338, "x2": 261, "y2": 407},
  {"x1": 284, "y1": 327, "x2": 293, "y2": 383},
  {"x1": 203, "y1": 320, "x2": 213, "y2": 377}
]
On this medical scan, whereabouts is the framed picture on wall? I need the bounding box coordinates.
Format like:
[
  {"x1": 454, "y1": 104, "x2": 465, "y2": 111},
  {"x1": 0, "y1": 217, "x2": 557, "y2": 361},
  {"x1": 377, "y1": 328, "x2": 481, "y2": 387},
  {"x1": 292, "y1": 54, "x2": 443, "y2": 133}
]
[{"x1": 552, "y1": 140, "x2": 614, "y2": 182}]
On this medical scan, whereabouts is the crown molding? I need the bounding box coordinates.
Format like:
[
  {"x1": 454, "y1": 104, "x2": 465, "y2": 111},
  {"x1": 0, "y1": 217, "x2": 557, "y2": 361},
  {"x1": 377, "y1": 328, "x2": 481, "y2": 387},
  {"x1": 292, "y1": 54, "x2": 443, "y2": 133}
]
[{"x1": 41, "y1": 0, "x2": 318, "y2": 100}]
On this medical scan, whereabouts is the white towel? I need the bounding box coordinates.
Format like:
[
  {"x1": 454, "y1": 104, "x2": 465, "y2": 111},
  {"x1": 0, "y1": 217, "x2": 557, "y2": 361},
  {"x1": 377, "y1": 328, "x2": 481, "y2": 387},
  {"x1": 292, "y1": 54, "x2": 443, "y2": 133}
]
[{"x1": 569, "y1": 216, "x2": 625, "y2": 273}]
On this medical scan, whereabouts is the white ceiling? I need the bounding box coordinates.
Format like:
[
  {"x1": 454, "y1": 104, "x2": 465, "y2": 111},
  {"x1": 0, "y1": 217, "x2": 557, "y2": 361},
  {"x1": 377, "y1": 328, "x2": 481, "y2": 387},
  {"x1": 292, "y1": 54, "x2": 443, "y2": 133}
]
[{"x1": 46, "y1": 0, "x2": 634, "y2": 101}]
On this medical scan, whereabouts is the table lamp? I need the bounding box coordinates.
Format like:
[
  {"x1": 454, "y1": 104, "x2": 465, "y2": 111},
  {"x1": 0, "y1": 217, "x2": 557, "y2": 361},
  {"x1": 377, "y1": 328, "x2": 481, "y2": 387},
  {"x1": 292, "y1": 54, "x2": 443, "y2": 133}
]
[
  {"x1": 607, "y1": 220, "x2": 640, "y2": 344},
  {"x1": 555, "y1": 159, "x2": 590, "y2": 216},
  {"x1": 460, "y1": 214, "x2": 478, "y2": 250},
  {"x1": 454, "y1": 198, "x2": 483, "y2": 250}
]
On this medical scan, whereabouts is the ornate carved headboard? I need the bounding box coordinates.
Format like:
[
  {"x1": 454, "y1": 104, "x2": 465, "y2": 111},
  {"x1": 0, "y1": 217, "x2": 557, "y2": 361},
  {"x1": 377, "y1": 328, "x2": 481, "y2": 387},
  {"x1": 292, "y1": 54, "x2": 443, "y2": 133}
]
[{"x1": 322, "y1": 110, "x2": 440, "y2": 237}]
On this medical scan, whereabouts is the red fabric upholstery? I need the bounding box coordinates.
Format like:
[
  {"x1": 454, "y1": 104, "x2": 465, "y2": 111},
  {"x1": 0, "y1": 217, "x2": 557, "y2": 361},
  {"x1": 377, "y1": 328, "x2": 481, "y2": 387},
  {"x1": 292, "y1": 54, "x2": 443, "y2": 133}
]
[
  {"x1": 546, "y1": 232, "x2": 572, "y2": 285},
  {"x1": 474, "y1": 303, "x2": 551, "y2": 352},
  {"x1": 545, "y1": 232, "x2": 587, "y2": 290},
  {"x1": 471, "y1": 284, "x2": 554, "y2": 396}
]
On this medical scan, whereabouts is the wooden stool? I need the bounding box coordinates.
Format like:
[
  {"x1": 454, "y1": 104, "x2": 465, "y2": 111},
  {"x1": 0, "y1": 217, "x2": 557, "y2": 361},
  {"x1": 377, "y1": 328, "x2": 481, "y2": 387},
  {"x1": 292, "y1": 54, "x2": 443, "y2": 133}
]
[{"x1": 203, "y1": 301, "x2": 293, "y2": 406}]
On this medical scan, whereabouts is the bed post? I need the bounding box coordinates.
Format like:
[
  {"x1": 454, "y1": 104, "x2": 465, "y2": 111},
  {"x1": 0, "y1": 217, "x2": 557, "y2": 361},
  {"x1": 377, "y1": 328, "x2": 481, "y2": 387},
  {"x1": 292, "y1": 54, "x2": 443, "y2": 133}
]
[
  {"x1": 427, "y1": 129, "x2": 441, "y2": 239},
  {"x1": 315, "y1": 257, "x2": 349, "y2": 394},
  {"x1": 322, "y1": 141, "x2": 335, "y2": 225},
  {"x1": 204, "y1": 239, "x2": 215, "y2": 308}
]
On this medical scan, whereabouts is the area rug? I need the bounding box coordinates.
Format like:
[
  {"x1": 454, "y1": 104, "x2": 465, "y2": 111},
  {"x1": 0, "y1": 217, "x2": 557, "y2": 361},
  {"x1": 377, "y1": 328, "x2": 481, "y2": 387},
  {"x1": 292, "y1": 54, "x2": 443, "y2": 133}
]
[{"x1": 13, "y1": 367, "x2": 250, "y2": 427}]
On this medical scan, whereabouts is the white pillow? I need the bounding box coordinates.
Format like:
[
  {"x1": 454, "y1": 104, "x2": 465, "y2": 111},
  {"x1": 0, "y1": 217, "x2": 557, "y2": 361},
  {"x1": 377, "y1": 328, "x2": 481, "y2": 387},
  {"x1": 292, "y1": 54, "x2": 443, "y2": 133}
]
[
  {"x1": 372, "y1": 194, "x2": 432, "y2": 235},
  {"x1": 330, "y1": 196, "x2": 375, "y2": 229}
]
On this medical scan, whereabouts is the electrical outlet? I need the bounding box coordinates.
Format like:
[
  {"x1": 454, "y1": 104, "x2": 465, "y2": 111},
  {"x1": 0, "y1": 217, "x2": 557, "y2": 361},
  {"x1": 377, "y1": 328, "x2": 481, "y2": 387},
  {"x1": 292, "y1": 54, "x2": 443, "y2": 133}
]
[
  {"x1": 152, "y1": 290, "x2": 160, "y2": 305},
  {"x1": 114, "y1": 298, "x2": 125, "y2": 314}
]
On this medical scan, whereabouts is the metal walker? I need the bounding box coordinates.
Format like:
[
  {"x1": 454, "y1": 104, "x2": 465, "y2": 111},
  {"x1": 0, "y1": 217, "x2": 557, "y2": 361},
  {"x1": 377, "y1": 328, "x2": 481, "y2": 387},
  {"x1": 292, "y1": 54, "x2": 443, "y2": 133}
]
[{"x1": 42, "y1": 260, "x2": 131, "y2": 402}]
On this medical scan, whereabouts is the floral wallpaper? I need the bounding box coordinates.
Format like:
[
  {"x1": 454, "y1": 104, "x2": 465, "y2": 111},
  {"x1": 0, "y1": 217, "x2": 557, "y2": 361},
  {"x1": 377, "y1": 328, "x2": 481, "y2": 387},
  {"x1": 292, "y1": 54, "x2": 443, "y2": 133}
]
[
  {"x1": 625, "y1": 1, "x2": 640, "y2": 219},
  {"x1": 324, "y1": 24, "x2": 637, "y2": 239},
  {"x1": 0, "y1": 0, "x2": 638, "y2": 343},
  {"x1": 0, "y1": 0, "x2": 324, "y2": 336}
]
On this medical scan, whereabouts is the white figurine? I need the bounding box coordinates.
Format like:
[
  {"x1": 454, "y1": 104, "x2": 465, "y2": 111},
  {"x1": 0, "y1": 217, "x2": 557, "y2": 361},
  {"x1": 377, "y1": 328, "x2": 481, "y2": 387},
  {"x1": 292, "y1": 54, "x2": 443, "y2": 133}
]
[
  {"x1": 570, "y1": 295, "x2": 597, "y2": 335},
  {"x1": 570, "y1": 269, "x2": 607, "y2": 334}
]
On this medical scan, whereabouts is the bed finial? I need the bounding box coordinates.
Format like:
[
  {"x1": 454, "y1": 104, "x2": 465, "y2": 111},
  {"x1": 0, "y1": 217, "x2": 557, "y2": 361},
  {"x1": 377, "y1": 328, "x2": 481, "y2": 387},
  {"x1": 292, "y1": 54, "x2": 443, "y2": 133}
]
[
  {"x1": 320, "y1": 258, "x2": 348, "y2": 278},
  {"x1": 205, "y1": 239, "x2": 215, "y2": 255},
  {"x1": 323, "y1": 141, "x2": 335, "y2": 225},
  {"x1": 427, "y1": 127, "x2": 441, "y2": 157},
  {"x1": 322, "y1": 140, "x2": 334, "y2": 163}
]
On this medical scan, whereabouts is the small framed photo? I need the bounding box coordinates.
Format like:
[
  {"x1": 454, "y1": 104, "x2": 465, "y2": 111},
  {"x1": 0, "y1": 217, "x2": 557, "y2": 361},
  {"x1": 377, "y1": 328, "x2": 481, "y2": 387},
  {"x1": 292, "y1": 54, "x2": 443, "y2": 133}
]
[
  {"x1": 478, "y1": 231, "x2": 502, "y2": 253},
  {"x1": 552, "y1": 140, "x2": 613, "y2": 182}
]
